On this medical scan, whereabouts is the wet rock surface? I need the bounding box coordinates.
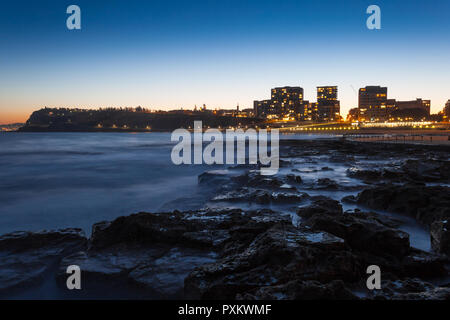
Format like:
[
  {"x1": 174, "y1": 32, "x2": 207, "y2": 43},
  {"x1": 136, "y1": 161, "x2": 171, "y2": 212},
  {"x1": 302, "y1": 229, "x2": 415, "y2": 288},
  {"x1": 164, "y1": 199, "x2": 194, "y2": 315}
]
[
  {"x1": 212, "y1": 187, "x2": 309, "y2": 204},
  {"x1": 237, "y1": 279, "x2": 358, "y2": 300},
  {"x1": 184, "y1": 223, "x2": 357, "y2": 299},
  {"x1": 1, "y1": 139, "x2": 450, "y2": 299},
  {"x1": 431, "y1": 220, "x2": 450, "y2": 255},
  {"x1": 297, "y1": 199, "x2": 411, "y2": 257},
  {"x1": 357, "y1": 184, "x2": 450, "y2": 227},
  {"x1": 0, "y1": 229, "x2": 87, "y2": 294},
  {"x1": 369, "y1": 278, "x2": 450, "y2": 300}
]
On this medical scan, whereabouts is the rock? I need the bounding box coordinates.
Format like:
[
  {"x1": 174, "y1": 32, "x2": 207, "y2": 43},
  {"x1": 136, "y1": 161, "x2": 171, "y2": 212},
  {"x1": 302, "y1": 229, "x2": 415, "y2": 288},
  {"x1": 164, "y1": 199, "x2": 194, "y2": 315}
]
[
  {"x1": 347, "y1": 167, "x2": 382, "y2": 181},
  {"x1": 329, "y1": 154, "x2": 355, "y2": 163},
  {"x1": 401, "y1": 159, "x2": 450, "y2": 182},
  {"x1": 430, "y1": 220, "x2": 450, "y2": 255},
  {"x1": 286, "y1": 174, "x2": 302, "y2": 184},
  {"x1": 297, "y1": 199, "x2": 410, "y2": 257},
  {"x1": 235, "y1": 171, "x2": 284, "y2": 188},
  {"x1": 279, "y1": 183, "x2": 297, "y2": 191},
  {"x1": 347, "y1": 210, "x2": 402, "y2": 229},
  {"x1": 227, "y1": 164, "x2": 259, "y2": 170},
  {"x1": 90, "y1": 209, "x2": 248, "y2": 250},
  {"x1": 59, "y1": 209, "x2": 240, "y2": 298},
  {"x1": 0, "y1": 229, "x2": 87, "y2": 293},
  {"x1": 184, "y1": 224, "x2": 361, "y2": 299},
  {"x1": 212, "y1": 187, "x2": 308, "y2": 204},
  {"x1": 237, "y1": 280, "x2": 357, "y2": 300},
  {"x1": 271, "y1": 192, "x2": 309, "y2": 202},
  {"x1": 341, "y1": 195, "x2": 357, "y2": 204},
  {"x1": 357, "y1": 184, "x2": 450, "y2": 227},
  {"x1": 59, "y1": 245, "x2": 217, "y2": 298},
  {"x1": 401, "y1": 248, "x2": 448, "y2": 278},
  {"x1": 128, "y1": 248, "x2": 217, "y2": 297},
  {"x1": 314, "y1": 216, "x2": 410, "y2": 257},
  {"x1": 211, "y1": 188, "x2": 270, "y2": 204},
  {"x1": 381, "y1": 169, "x2": 404, "y2": 180},
  {"x1": 369, "y1": 278, "x2": 435, "y2": 300},
  {"x1": 3, "y1": 138, "x2": 450, "y2": 300},
  {"x1": 393, "y1": 287, "x2": 450, "y2": 300},
  {"x1": 347, "y1": 160, "x2": 450, "y2": 184},
  {"x1": 315, "y1": 178, "x2": 339, "y2": 190},
  {"x1": 60, "y1": 208, "x2": 305, "y2": 298},
  {"x1": 60, "y1": 245, "x2": 166, "y2": 280},
  {"x1": 279, "y1": 159, "x2": 292, "y2": 167},
  {"x1": 297, "y1": 197, "x2": 343, "y2": 218},
  {"x1": 371, "y1": 278, "x2": 450, "y2": 300},
  {"x1": 292, "y1": 168, "x2": 319, "y2": 173}
]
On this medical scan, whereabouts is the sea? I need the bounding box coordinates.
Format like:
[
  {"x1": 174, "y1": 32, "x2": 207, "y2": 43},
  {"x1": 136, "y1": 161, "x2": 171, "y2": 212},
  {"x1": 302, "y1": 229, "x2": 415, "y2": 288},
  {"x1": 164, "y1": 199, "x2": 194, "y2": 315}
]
[
  {"x1": 0, "y1": 132, "x2": 437, "y2": 299},
  {"x1": 0, "y1": 132, "x2": 429, "y2": 251}
]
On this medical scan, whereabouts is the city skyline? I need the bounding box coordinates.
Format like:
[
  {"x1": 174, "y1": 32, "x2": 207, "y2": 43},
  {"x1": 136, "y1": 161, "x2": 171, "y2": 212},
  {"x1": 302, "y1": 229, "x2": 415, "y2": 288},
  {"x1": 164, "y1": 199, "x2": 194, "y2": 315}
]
[
  {"x1": 1, "y1": 82, "x2": 445, "y2": 124},
  {"x1": 1, "y1": 0, "x2": 450, "y2": 123}
]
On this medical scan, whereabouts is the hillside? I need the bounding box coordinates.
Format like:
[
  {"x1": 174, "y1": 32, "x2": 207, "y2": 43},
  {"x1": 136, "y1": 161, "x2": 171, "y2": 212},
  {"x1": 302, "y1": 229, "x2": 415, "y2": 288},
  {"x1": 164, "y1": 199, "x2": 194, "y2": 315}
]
[{"x1": 19, "y1": 108, "x2": 262, "y2": 132}]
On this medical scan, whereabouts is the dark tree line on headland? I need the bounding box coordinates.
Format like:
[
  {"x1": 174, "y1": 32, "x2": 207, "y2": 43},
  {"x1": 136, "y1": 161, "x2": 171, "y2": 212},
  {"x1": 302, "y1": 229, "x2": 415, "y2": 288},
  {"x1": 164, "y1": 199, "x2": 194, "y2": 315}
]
[{"x1": 19, "y1": 107, "x2": 262, "y2": 132}]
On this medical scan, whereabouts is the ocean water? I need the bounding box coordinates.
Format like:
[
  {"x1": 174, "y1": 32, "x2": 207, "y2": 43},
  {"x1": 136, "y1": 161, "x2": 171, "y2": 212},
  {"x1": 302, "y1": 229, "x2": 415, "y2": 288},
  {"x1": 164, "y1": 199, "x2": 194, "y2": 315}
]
[
  {"x1": 0, "y1": 132, "x2": 216, "y2": 235},
  {"x1": 0, "y1": 132, "x2": 430, "y2": 252},
  {"x1": 0, "y1": 132, "x2": 343, "y2": 235}
]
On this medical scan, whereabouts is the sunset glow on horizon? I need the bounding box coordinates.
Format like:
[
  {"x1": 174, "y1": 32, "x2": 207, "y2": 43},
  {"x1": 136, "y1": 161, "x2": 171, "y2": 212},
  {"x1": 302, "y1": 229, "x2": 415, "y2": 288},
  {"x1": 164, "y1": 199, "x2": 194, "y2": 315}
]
[{"x1": 1, "y1": 0, "x2": 449, "y2": 124}]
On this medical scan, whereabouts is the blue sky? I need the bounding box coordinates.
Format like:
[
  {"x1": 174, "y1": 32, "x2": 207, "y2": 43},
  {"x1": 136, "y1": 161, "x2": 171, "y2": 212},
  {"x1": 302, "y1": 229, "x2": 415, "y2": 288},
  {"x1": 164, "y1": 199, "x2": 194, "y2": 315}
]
[{"x1": 1, "y1": 0, "x2": 449, "y2": 122}]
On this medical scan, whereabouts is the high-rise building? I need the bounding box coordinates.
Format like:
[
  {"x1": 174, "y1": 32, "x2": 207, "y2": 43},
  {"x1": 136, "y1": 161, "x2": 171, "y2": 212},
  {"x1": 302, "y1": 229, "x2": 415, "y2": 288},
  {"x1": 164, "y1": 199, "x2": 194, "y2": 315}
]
[
  {"x1": 358, "y1": 86, "x2": 387, "y2": 107},
  {"x1": 358, "y1": 86, "x2": 388, "y2": 121},
  {"x1": 271, "y1": 86, "x2": 304, "y2": 115},
  {"x1": 254, "y1": 85, "x2": 340, "y2": 121},
  {"x1": 316, "y1": 86, "x2": 340, "y2": 121},
  {"x1": 317, "y1": 86, "x2": 337, "y2": 105},
  {"x1": 308, "y1": 102, "x2": 319, "y2": 121},
  {"x1": 442, "y1": 100, "x2": 450, "y2": 121},
  {"x1": 292, "y1": 100, "x2": 319, "y2": 121},
  {"x1": 254, "y1": 99, "x2": 272, "y2": 117},
  {"x1": 254, "y1": 86, "x2": 304, "y2": 118}
]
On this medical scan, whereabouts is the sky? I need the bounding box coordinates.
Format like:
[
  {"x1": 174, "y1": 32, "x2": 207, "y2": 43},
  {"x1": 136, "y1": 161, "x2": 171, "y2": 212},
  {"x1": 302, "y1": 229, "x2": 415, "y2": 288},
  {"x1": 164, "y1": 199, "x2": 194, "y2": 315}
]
[{"x1": 1, "y1": 0, "x2": 449, "y2": 123}]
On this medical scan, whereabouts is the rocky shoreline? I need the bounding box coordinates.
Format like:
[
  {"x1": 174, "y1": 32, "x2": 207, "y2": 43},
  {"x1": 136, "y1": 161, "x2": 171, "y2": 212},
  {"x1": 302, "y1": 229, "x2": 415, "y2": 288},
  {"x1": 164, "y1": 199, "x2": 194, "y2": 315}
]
[{"x1": 1, "y1": 139, "x2": 449, "y2": 300}]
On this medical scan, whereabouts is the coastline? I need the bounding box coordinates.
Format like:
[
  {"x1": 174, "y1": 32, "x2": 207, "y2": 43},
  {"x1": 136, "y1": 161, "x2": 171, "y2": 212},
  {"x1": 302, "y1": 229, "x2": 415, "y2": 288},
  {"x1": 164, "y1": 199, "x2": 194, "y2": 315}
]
[
  {"x1": 1, "y1": 137, "x2": 449, "y2": 299},
  {"x1": 8, "y1": 127, "x2": 450, "y2": 146}
]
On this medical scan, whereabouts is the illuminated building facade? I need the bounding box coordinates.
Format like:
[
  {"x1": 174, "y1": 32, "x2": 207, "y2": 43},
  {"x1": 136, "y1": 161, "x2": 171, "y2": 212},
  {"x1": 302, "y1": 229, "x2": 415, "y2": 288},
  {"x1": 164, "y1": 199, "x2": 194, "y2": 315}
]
[
  {"x1": 358, "y1": 86, "x2": 430, "y2": 122},
  {"x1": 254, "y1": 99, "x2": 274, "y2": 117},
  {"x1": 444, "y1": 100, "x2": 450, "y2": 121},
  {"x1": 271, "y1": 86, "x2": 304, "y2": 115},
  {"x1": 317, "y1": 86, "x2": 340, "y2": 121},
  {"x1": 395, "y1": 99, "x2": 430, "y2": 114},
  {"x1": 254, "y1": 86, "x2": 304, "y2": 119},
  {"x1": 358, "y1": 86, "x2": 389, "y2": 122},
  {"x1": 317, "y1": 86, "x2": 338, "y2": 104},
  {"x1": 254, "y1": 86, "x2": 341, "y2": 121}
]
